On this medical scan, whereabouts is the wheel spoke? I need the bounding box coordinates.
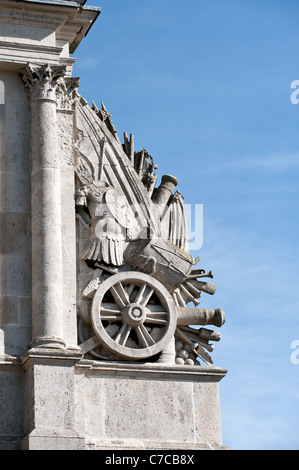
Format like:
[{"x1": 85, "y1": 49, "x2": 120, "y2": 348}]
[
  {"x1": 145, "y1": 310, "x2": 167, "y2": 317},
  {"x1": 114, "y1": 282, "x2": 130, "y2": 306},
  {"x1": 101, "y1": 314, "x2": 122, "y2": 322},
  {"x1": 114, "y1": 323, "x2": 131, "y2": 346},
  {"x1": 100, "y1": 303, "x2": 121, "y2": 314},
  {"x1": 133, "y1": 283, "x2": 147, "y2": 304},
  {"x1": 140, "y1": 287, "x2": 154, "y2": 306},
  {"x1": 144, "y1": 307, "x2": 168, "y2": 325},
  {"x1": 100, "y1": 303, "x2": 122, "y2": 322},
  {"x1": 144, "y1": 316, "x2": 168, "y2": 326},
  {"x1": 146, "y1": 305, "x2": 168, "y2": 316},
  {"x1": 146, "y1": 304, "x2": 166, "y2": 312},
  {"x1": 110, "y1": 285, "x2": 127, "y2": 309},
  {"x1": 133, "y1": 283, "x2": 154, "y2": 307},
  {"x1": 136, "y1": 325, "x2": 155, "y2": 348},
  {"x1": 125, "y1": 283, "x2": 136, "y2": 300}
]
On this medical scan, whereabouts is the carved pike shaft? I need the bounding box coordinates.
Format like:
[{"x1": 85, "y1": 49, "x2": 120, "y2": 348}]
[{"x1": 184, "y1": 280, "x2": 216, "y2": 296}]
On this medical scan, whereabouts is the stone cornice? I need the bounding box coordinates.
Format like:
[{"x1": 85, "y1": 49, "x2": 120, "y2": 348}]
[
  {"x1": 0, "y1": 41, "x2": 66, "y2": 68},
  {"x1": 0, "y1": 0, "x2": 101, "y2": 55}
]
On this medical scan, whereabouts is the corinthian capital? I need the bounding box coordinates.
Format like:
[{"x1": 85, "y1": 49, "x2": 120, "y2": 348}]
[
  {"x1": 20, "y1": 63, "x2": 67, "y2": 103},
  {"x1": 56, "y1": 77, "x2": 80, "y2": 111}
]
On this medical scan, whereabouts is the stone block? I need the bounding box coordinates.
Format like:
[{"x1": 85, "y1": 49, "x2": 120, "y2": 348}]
[
  {"x1": 0, "y1": 295, "x2": 19, "y2": 324},
  {"x1": 5, "y1": 255, "x2": 31, "y2": 297},
  {"x1": 18, "y1": 296, "x2": 32, "y2": 326},
  {"x1": 0, "y1": 212, "x2": 30, "y2": 256},
  {"x1": 0, "y1": 366, "x2": 25, "y2": 444},
  {"x1": 1, "y1": 325, "x2": 31, "y2": 356},
  {"x1": 76, "y1": 361, "x2": 227, "y2": 450},
  {"x1": 3, "y1": 172, "x2": 30, "y2": 213}
]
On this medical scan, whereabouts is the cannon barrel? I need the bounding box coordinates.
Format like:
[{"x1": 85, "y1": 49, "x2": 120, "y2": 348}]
[
  {"x1": 176, "y1": 307, "x2": 225, "y2": 327},
  {"x1": 152, "y1": 174, "x2": 178, "y2": 209}
]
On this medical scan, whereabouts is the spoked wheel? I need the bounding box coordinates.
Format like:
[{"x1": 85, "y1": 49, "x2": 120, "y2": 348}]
[{"x1": 91, "y1": 271, "x2": 177, "y2": 360}]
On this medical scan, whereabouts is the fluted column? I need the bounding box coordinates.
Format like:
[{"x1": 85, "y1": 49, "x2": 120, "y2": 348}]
[{"x1": 21, "y1": 64, "x2": 67, "y2": 349}]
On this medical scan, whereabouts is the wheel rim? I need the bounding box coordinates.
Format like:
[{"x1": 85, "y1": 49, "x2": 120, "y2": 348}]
[{"x1": 91, "y1": 272, "x2": 177, "y2": 360}]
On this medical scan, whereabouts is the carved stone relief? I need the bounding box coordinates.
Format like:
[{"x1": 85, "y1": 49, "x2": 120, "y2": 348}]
[{"x1": 75, "y1": 100, "x2": 225, "y2": 365}]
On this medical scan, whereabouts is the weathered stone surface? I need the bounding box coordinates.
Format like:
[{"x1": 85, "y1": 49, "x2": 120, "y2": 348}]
[
  {"x1": 0, "y1": 0, "x2": 227, "y2": 451},
  {"x1": 0, "y1": 69, "x2": 31, "y2": 357},
  {"x1": 0, "y1": 359, "x2": 25, "y2": 449},
  {"x1": 75, "y1": 361, "x2": 227, "y2": 450}
]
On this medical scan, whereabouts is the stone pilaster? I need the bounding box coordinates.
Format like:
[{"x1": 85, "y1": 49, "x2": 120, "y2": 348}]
[
  {"x1": 57, "y1": 77, "x2": 80, "y2": 348},
  {"x1": 19, "y1": 65, "x2": 84, "y2": 451},
  {"x1": 20, "y1": 64, "x2": 69, "y2": 349}
]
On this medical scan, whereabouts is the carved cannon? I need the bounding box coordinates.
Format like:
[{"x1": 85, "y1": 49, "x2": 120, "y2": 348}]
[{"x1": 176, "y1": 307, "x2": 225, "y2": 327}]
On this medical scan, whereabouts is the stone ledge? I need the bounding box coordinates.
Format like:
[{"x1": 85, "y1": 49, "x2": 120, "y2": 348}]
[
  {"x1": 0, "y1": 354, "x2": 21, "y2": 370},
  {"x1": 0, "y1": 354, "x2": 227, "y2": 382},
  {"x1": 0, "y1": 435, "x2": 22, "y2": 450},
  {"x1": 20, "y1": 346, "x2": 83, "y2": 370},
  {"x1": 85, "y1": 437, "x2": 228, "y2": 451},
  {"x1": 21, "y1": 429, "x2": 85, "y2": 450},
  {"x1": 76, "y1": 359, "x2": 227, "y2": 382}
]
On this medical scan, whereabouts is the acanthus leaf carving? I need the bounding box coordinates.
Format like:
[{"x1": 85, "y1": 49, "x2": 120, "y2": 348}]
[
  {"x1": 20, "y1": 64, "x2": 79, "y2": 110},
  {"x1": 56, "y1": 77, "x2": 80, "y2": 111},
  {"x1": 20, "y1": 63, "x2": 67, "y2": 102}
]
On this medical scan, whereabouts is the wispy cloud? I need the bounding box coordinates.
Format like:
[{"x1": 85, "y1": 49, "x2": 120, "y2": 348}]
[
  {"x1": 75, "y1": 57, "x2": 101, "y2": 71},
  {"x1": 199, "y1": 152, "x2": 299, "y2": 175}
]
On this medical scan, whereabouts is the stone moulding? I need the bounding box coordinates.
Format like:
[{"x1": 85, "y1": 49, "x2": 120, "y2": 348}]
[
  {"x1": 20, "y1": 347, "x2": 83, "y2": 371},
  {"x1": 0, "y1": 41, "x2": 70, "y2": 69},
  {"x1": 76, "y1": 359, "x2": 228, "y2": 382},
  {"x1": 0, "y1": 0, "x2": 101, "y2": 66},
  {"x1": 0, "y1": 0, "x2": 101, "y2": 41}
]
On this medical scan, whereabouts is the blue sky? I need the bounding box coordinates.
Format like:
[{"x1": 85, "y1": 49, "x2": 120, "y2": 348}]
[{"x1": 73, "y1": 0, "x2": 299, "y2": 450}]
